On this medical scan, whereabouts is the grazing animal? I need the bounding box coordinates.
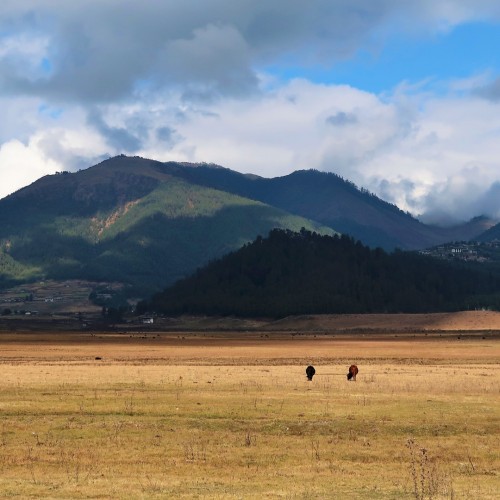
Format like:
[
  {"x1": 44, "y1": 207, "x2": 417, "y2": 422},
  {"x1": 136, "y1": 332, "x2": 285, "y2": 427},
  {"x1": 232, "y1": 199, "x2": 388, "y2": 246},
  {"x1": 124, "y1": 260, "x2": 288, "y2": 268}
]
[
  {"x1": 305, "y1": 365, "x2": 316, "y2": 381},
  {"x1": 347, "y1": 364, "x2": 358, "y2": 381}
]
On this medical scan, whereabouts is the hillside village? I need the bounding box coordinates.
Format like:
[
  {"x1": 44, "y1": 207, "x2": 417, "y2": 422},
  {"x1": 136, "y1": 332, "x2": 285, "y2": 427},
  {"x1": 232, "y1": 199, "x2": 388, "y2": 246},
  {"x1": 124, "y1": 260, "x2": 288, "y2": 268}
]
[{"x1": 420, "y1": 240, "x2": 500, "y2": 262}]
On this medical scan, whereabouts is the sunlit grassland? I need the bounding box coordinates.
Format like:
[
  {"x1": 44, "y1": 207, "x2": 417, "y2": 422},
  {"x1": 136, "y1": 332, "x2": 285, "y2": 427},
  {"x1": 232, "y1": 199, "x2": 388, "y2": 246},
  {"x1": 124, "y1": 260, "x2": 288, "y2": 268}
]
[{"x1": 0, "y1": 341, "x2": 498, "y2": 498}]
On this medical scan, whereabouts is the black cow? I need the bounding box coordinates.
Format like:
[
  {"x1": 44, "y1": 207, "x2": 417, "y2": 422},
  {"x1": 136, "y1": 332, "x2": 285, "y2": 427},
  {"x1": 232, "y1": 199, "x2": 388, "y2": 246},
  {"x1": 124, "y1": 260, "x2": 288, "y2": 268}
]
[
  {"x1": 347, "y1": 364, "x2": 358, "y2": 381},
  {"x1": 306, "y1": 365, "x2": 316, "y2": 381}
]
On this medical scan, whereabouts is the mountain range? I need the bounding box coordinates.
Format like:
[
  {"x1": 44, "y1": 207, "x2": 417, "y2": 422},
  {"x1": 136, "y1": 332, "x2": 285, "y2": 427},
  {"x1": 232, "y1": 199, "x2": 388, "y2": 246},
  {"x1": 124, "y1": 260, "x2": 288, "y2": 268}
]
[{"x1": 0, "y1": 155, "x2": 498, "y2": 298}]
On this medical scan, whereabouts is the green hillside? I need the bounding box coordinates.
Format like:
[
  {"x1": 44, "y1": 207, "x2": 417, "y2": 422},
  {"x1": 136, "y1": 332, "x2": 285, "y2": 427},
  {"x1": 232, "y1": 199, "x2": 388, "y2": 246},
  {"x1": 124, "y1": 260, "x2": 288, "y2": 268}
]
[{"x1": 0, "y1": 158, "x2": 334, "y2": 295}]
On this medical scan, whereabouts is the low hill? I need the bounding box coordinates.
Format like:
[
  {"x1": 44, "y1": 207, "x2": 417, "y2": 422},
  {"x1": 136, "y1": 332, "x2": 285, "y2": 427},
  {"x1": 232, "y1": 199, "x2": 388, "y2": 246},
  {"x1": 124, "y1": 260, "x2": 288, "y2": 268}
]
[{"x1": 142, "y1": 229, "x2": 500, "y2": 318}]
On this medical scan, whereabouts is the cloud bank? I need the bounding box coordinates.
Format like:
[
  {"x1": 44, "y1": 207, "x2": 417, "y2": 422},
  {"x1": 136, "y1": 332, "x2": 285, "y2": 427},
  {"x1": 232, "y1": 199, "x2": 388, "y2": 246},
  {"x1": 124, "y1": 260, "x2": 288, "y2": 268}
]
[{"x1": 1, "y1": 0, "x2": 500, "y2": 223}]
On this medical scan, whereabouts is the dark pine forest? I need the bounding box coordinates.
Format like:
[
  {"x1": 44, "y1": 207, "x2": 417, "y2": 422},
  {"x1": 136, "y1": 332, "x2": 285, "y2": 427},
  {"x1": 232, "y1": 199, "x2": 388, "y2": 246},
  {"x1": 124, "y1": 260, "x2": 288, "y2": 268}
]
[{"x1": 141, "y1": 229, "x2": 500, "y2": 318}]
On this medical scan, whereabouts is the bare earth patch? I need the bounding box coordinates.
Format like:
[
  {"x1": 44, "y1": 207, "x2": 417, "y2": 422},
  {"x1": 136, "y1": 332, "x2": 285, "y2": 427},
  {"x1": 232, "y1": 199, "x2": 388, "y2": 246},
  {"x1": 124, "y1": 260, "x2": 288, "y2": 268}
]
[{"x1": 268, "y1": 310, "x2": 500, "y2": 332}]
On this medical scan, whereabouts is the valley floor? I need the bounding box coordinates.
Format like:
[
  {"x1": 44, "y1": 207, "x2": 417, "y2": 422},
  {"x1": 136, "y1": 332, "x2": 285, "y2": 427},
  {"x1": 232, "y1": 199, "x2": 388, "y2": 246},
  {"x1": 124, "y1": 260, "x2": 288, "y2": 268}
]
[{"x1": 0, "y1": 316, "x2": 498, "y2": 498}]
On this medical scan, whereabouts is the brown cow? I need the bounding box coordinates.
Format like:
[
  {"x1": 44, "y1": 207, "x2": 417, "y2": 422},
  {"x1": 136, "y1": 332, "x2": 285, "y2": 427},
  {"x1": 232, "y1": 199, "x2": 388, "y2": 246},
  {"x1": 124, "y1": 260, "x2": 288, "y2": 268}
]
[{"x1": 347, "y1": 364, "x2": 358, "y2": 381}]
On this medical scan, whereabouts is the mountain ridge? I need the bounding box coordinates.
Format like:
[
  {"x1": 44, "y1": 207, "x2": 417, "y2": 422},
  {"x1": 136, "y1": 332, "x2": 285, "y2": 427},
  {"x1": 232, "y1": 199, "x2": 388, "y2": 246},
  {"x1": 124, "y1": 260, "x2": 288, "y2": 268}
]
[
  {"x1": 159, "y1": 161, "x2": 497, "y2": 249},
  {"x1": 0, "y1": 155, "x2": 498, "y2": 299}
]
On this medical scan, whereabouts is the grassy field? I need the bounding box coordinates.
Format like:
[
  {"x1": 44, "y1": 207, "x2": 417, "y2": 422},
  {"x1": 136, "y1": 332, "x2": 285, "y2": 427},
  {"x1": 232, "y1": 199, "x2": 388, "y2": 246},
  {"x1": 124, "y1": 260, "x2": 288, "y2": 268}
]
[{"x1": 0, "y1": 329, "x2": 498, "y2": 498}]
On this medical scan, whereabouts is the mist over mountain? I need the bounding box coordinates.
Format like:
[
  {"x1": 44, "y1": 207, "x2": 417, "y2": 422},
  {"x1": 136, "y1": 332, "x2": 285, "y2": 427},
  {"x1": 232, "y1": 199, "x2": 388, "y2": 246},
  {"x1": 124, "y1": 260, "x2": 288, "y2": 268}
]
[{"x1": 476, "y1": 221, "x2": 500, "y2": 243}]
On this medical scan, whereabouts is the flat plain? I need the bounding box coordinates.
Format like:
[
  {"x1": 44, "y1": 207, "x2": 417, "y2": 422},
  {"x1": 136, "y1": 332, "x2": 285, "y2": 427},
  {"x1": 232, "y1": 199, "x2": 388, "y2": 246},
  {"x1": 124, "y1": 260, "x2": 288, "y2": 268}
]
[{"x1": 0, "y1": 311, "x2": 499, "y2": 498}]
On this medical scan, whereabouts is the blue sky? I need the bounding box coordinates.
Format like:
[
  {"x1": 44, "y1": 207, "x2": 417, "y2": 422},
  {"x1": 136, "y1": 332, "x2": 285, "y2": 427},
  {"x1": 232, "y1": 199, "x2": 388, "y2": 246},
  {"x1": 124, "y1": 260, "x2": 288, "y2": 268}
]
[
  {"x1": 267, "y1": 21, "x2": 500, "y2": 93},
  {"x1": 329, "y1": 22, "x2": 500, "y2": 92},
  {"x1": 1, "y1": 1, "x2": 500, "y2": 224}
]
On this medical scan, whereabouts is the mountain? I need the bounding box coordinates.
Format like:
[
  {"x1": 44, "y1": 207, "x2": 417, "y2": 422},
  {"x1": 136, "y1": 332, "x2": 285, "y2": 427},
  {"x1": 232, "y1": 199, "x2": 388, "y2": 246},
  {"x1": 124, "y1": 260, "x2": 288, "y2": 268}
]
[
  {"x1": 158, "y1": 163, "x2": 495, "y2": 250},
  {"x1": 141, "y1": 229, "x2": 500, "y2": 317},
  {"x1": 442, "y1": 216, "x2": 498, "y2": 242},
  {"x1": 0, "y1": 156, "x2": 334, "y2": 295},
  {"x1": 1, "y1": 155, "x2": 497, "y2": 299}
]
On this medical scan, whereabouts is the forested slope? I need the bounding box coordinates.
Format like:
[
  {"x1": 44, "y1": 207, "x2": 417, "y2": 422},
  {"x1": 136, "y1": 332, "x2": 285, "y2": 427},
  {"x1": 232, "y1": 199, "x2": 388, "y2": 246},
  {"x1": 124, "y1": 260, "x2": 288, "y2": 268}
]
[{"x1": 143, "y1": 229, "x2": 500, "y2": 317}]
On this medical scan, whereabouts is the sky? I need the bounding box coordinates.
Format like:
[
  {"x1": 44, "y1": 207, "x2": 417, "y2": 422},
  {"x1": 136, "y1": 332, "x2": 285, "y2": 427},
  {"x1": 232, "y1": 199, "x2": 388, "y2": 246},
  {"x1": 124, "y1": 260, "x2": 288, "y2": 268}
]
[{"x1": 1, "y1": 1, "x2": 500, "y2": 225}]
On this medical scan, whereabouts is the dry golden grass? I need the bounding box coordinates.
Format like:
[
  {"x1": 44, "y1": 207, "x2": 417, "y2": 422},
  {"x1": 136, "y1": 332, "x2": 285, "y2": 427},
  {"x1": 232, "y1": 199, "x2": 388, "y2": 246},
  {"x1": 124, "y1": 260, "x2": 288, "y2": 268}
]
[{"x1": 0, "y1": 328, "x2": 498, "y2": 498}]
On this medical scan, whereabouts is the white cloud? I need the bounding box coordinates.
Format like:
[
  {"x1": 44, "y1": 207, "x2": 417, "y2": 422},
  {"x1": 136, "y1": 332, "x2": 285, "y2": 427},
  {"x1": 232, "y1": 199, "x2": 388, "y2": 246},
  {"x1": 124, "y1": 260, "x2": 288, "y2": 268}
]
[
  {"x1": 1, "y1": 1, "x2": 500, "y2": 224},
  {"x1": 356, "y1": 91, "x2": 500, "y2": 221},
  {"x1": 3, "y1": 76, "x2": 500, "y2": 224},
  {"x1": 0, "y1": 123, "x2": 108, "y2": 199},
  {"x1": 0, "y1": 138, "x2": 59, "y2": 198},
  {"x1": 2, "y1": 1, "x2": 499, "y2": 103}
]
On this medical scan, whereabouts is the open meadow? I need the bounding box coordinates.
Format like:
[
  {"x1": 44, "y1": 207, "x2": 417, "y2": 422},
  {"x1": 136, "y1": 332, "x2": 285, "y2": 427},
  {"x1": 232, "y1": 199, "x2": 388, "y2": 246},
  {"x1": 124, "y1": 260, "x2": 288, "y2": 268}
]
[{"x1": 0, "y1": 313, "x2": 499, "y2": 498}]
